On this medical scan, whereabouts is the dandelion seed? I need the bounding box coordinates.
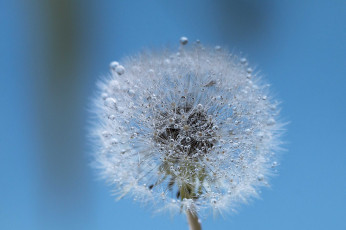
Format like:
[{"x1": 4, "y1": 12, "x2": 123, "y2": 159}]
[{"x1": 92, "y1": 37, "x2": 284, "y2": 226}]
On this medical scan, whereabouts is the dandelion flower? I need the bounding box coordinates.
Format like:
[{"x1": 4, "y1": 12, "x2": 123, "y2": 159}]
[{"x1": 92, "y1": 37, "x2": 283, "y2": 229}]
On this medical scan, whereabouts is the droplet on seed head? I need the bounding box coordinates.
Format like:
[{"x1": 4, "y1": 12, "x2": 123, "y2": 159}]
[
  {"x1": 110, "y1": 61, "x2": 119, "y2": 71},
  {"x1": 116, "y1": 65, "x2": 125, "y2": 75},
  {"x1": 180, "y1": 36, "x2": 188, "y2": 45}
]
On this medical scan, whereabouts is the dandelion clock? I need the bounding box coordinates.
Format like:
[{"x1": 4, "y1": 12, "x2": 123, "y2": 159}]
[{"x1": 91, "y1": 37, "x2": 284, "y2": 230}]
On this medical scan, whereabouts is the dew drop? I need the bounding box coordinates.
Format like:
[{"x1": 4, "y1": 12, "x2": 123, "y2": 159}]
[
  {"x1": 108, "y1": 115, "x2": 115, "y2": 120},
  {"x1": 128, "y1": 89, "x2": 135, "y2": 97},
  {"x1": 102, "y1": 131, "x2": 111, "y2": 138},
  {"x1": 257, "y1": 174, "x2": 264, "y2": 181},
  {"x1": 148, "y1": 69, "x2": 155, "y2": 75},
  {"x1": 115, "y1": 65, "x2": 125, "y2": 75},
  {"x1": 110, "y1": 138, "x2": 119, "y2": 145},
  {"x1": 101, "y1": 93, "x2": 108, "y2": 100},
  {"x1": 267, "y1": 118, "x2": 276, "y2": 125},
  {"x1": 118, "y1": 106, "x2": 125, "y2": 113},
  {"x1": 104, "y1": 98, "x2": 117, "y2": 109},
  {"x1": 196, "y1": 104, "x2": 203, "y2": 110},
  {"x1": 180, "y1": 36, "x2": 188, "y2": 45},
  {"x1": 109, "y1": 80, "x2": 120, "y2": 92},
  {"x1": 215, "y1": 45, "x2": 221, "y2": 51},
  {"x1": 109, "y1": 61, "x2": 119, "y2": 71}
]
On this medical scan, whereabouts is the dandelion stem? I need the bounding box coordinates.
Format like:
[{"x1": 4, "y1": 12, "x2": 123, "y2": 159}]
[{"x1": 186, "y1": 210, "x2": 201, "y2": 230}]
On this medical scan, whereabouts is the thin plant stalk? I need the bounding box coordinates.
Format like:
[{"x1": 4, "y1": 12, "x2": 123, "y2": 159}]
[{"x1": 186, "y1": 210, "x2": 201, "y2": 230}]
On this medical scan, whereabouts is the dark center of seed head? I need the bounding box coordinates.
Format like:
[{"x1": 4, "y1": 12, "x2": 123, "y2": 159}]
[{"x1": 154, "y1": 105, "x2": 216, "y2": 157}]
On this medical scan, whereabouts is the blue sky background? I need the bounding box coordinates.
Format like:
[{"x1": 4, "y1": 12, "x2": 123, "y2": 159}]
[{"x1": 1, "y1": 0, "x2": 345, "y2": 229}]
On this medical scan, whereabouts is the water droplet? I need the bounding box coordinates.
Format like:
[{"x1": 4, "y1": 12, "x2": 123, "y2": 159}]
[
  {"x1": 215, "y1": 45, "x2": 221, "y2": 51},
  {"x1": 110, "y1": 138, "x2": 118, "y2": 145},
  {"x1": 102, "y1": 131, "x2": 111, "y2": 138},
  {"x1": 267, "y1": 118, "x2": 275, "y2": 125},
  {"x1": 240, "y1": 58, "x2": 247, "y2": 64},
  {"x1": 116, "y1": 65, "x2": 125, "y2": 75},
  {"x1": 109, "y1": 61, "x2": 119, "y2": 71},
  {"x1": 257, "y1": 174, "x2": 264, "y2": 181},
  {"x1": 196, "y1": 104, "x2": 203, "y2": 110},
  {"x1": 180, "y1": 36, "x2": 188, "y2": 45},
  {"x1": 247, "y1": 68, "x2": 253, "y2": 73},
  {"x1": 148, "y1": 69, "x2": 155, "y2": 75},
  {"x1": 103, "y1": 92, "x2": 111, "y2": 101},
  {"x1": 186, "y1": 137, "x2": 191, "y2": 142},
  {"x1": 128, "y1": 89, "x2": 135, "y2": 97},
  {"x1": 108, "y1": 115, "x2": 115, "y2": 120},
  {"x1": 104, "y1": 98, "x2": 117, "y2": 109}
]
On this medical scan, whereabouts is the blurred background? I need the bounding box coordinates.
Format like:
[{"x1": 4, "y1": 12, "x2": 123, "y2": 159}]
[{"x1": 1, "y1": 0, "x2": 345, "y2": 229}]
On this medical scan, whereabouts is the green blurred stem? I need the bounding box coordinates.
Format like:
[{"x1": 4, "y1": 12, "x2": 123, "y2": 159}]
[{"x1": 186, "y1": 210, "x2": 201, "y2": 230}]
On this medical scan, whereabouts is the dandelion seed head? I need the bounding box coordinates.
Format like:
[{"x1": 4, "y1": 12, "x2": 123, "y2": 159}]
[{"x1": 92, "y1": 38, "x2": 284, "y2": 216}]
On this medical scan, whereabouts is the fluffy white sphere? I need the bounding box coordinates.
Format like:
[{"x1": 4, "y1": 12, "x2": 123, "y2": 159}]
[{"x1": 92, "y1": 40, "x2": 284, "y2": 216}]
